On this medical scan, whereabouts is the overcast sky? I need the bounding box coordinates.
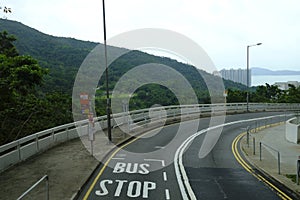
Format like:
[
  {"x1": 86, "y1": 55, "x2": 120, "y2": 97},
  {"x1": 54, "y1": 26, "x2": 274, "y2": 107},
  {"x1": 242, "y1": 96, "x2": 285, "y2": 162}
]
[{"x1": 2, "y1": 0, "x2": 300, "y2": 71}]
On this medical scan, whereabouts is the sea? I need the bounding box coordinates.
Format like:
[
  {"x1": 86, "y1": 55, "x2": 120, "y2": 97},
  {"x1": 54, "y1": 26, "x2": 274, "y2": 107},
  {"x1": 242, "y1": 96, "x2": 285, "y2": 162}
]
[{"x1": 252, "y1": 75, "x2": 300, "y2": 86}]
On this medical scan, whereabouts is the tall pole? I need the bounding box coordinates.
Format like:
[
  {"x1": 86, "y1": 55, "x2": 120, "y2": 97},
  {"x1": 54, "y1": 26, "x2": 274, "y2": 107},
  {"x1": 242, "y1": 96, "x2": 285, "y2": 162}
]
[
  {"x1": 246, "y1": 43, "x2": 262, "y2": 113},
  {"x1": 246, "y1": 46, "x2": 250, "y2": 112},
  {"x1": 102, "y1": 0, "x2": 112, "y2": 142}
]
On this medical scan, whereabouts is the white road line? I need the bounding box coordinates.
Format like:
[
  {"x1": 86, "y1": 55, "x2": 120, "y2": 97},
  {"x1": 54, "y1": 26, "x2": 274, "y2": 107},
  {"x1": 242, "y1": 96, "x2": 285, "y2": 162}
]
[
  {"x1": 165, "y1": 189, "x2": 170, "y2": 200},
  {"x1": 144, "y1": 159, "x2": 165, "y2": 167},
  {"x1": 174, "y1": 114, "x2": 287, "y2": 200},
  {"x1": 174, "y1": 132, "x2": 199, "y2": 200},
  {"x1": 111, "y1": 157, "x2": 125, "y2": 160},
  {"x1": 163, "y1": 172, "x2": 168, "y2": 181},
  {"x1": 214, "y1": 178, "x2": 227, "y2": 199},
  {"x1": 116, "y1": 154, "x2": 127, "y2": 157}
]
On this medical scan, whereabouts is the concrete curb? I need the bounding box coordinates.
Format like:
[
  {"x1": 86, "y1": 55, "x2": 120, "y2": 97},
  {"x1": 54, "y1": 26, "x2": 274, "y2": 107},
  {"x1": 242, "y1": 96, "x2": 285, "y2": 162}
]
[{"x1": 239, "y1": 123, "x2": 300, "y2": 199}]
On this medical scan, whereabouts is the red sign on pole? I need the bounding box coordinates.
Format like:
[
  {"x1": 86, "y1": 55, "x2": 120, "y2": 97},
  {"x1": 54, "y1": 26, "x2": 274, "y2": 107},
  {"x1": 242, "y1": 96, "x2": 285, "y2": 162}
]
[
  {"x1": 80, "y1": 93, "x2": 90, "y2": 115},
  {"x1": 80, "y1": 93, "x2": 89, "y2": 105}
]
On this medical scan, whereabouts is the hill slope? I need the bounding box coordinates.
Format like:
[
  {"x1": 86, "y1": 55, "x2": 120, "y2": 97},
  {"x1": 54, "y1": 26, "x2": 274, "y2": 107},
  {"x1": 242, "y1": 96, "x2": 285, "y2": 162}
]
[
  {"x1": 0, "y1": 19, "x2": 246, "y2": 101},
  {"x1": 0, "y1": 19, "x2": 98, "y2": 93}
]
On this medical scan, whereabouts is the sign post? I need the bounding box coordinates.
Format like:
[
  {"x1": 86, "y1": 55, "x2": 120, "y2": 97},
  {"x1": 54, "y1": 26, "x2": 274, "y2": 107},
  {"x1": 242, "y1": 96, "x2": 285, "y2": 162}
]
[
  {"x1": 88, "y1": 113, "x2": 95, "y2": 155},
  {"x1": 297, "y1": 156, "x2": 300, "y2": 185},
  {"x1": 80, "y1": 93, "x2": 95, "y2": 155}
]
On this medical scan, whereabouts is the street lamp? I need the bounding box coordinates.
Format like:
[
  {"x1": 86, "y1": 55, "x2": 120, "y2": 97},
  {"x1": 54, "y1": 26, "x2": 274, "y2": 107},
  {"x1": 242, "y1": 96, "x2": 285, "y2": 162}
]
[
  {"x1": 102, "y1": 0, "x2": 112, "y2": 142},
  {"x1": 247, "y1": 43, "x2": 262, "y2": 112}
]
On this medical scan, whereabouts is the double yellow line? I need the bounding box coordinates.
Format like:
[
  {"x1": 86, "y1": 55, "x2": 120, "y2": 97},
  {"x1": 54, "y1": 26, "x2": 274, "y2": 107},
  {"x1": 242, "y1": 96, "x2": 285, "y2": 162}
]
[{"x1": 232, "y1": 133, "x2": 292, "y2": 200}]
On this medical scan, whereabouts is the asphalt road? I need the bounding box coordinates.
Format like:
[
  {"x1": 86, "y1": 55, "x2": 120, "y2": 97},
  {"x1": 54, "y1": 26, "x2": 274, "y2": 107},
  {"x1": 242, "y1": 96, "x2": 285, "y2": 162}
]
[{"x1": 77, "y1": 112, "x2": 287, "y2": 200}]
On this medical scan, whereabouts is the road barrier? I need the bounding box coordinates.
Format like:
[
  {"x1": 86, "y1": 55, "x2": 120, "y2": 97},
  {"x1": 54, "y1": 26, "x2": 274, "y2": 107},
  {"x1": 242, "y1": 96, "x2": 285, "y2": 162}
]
[
  {"x1": 286, "y1": 117, "x2": 300, "y2": 144},
  {"x1": 259, "y1": 142, "x2": 281, "y2": 174},
  {"x1": 0, "y1": 103, "x2": 299, "y2": 172}
]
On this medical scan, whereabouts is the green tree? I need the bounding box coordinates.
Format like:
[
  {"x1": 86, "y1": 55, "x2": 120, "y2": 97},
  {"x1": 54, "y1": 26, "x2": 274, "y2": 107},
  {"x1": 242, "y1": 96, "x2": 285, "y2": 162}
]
[
  {"x1": 283, "y1": 85, "x2": 300, "y2": 103},
  {"x1": 251, "y1": 84, "x2": 282, "y2": 103},
  {"x1": 227, "y1": 89, "x2": 247, "y2": 103},
  {"x1": 0, "y1": 31, "x2": 48, "y2": 108},
  {"x1": 0, "y1": 31, "x2": 75, "y2": 145},
  {"x1": 0, "y1": 31, "x2": 18, "y2": 57},
  {"x1": 0, "y1": 31, "x2": 49, "y2": 144}
]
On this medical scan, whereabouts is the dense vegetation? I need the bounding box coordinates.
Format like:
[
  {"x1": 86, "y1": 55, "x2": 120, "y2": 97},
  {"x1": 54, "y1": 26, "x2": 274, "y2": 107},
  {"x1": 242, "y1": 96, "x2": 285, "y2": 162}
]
[
  {"x1": 94, "y1": 50, "x2": 230, "y2": 115},
  {"x1": 0, "y1": 31, "x2": 72, "y2": 145},
  {"x1": 0, "y1": 19, "x2": 298, "y2": 146},
  {"x1": 227, "y1": 83, "x2": 300, "y2": 103},
  {"x1": 0, "y1": 19, "x2": 246, "y2": 94},
  {"x1": 0, "y1": 19, "x2": 98, "y2": 93}
]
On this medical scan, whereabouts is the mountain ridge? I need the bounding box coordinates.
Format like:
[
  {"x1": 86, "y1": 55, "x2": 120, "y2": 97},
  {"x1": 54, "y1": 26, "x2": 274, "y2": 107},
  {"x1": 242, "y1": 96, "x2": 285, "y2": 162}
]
[
  {"x1": 252, "y1": 67, "x2": 300, "y2": 76},
  {"x1": 0, "y1": 19, "x2": 247, "y2": 99}
]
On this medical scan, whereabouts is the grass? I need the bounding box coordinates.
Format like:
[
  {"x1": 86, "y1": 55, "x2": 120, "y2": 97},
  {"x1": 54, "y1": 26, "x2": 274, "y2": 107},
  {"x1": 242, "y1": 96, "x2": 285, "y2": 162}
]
[{"x1": 286, "y1": 174, "x2": 297, "y2": 183}]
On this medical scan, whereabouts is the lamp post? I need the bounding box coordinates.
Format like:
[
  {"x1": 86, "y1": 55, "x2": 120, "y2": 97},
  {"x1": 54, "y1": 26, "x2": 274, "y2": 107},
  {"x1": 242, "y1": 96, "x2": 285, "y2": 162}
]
[
  {"x1": 102, "y1": 0, "x2": 112, "y2": 142},
  {"x1": 246, "y1": 42, "x2": 262, "y2": 112}
]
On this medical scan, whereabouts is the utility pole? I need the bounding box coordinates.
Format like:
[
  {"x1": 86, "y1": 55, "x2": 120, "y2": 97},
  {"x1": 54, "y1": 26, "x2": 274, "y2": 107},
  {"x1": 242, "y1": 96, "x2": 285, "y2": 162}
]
[
  {"x1": 102, "y1": 0, "x2": 112, "y2": 142},
  {"x1": 246, "y1": 43, "x2": 262, "y2": 112}
]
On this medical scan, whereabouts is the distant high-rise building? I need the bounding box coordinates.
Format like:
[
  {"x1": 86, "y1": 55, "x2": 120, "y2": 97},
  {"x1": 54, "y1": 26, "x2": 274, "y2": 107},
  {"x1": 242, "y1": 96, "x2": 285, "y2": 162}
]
[{"x1": 219, "y1": 68, "x2": 251, "y2": 86}]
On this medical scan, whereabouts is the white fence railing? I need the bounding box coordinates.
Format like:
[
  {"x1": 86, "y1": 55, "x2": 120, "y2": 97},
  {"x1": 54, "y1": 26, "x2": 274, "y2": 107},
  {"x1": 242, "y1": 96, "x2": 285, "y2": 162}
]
[{"x1": 1, "y1": 103, "x2": 299, "y2": 172}]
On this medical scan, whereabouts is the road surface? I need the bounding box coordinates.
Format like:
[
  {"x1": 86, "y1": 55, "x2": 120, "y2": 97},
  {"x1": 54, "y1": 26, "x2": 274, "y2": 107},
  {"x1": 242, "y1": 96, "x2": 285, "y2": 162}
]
[{"x1": 77, "y1": 112, "x2": 289, "y2": 200}]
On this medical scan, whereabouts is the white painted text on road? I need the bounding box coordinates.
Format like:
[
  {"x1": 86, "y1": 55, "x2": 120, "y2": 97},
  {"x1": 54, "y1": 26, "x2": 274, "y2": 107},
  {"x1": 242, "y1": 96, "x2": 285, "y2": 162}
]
[
  {"x1": 113, "y1": 162, "x2": 150, "y2": 174},
  {"x1": 95, "y1": 180, "x2": 156, "y2": 198}
]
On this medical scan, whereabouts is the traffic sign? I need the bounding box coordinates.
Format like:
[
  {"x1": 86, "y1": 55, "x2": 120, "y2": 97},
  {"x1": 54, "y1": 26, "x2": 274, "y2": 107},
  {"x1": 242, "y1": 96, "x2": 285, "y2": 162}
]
[{"x1": 80, "y1": 93, "x2": 89, "y2": 105}]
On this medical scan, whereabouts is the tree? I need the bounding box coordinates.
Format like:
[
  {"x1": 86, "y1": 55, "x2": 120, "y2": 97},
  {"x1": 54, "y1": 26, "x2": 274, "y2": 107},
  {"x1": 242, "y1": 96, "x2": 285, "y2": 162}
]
[
  {"x1": 251, "y1": 84, "x2": 282, "y2": 103},
  {"x1": 0, "y1": 31, "x2": 48, "y2": 144},
  {"x1": 283, "y1": 84, "x2": 300, "y2": 103},
  {"x1": 0, "y1": 31, "x2": 48, "y2": 108},
  {"x1": 0, "y1": 31, "x2": 76, "y2": 145},
  {"x1": 227, "y1": 89, "x2": 247, "y2": 103},
  {"x1": 0, "y1": 31, "x2": 18, "y2": 57}
]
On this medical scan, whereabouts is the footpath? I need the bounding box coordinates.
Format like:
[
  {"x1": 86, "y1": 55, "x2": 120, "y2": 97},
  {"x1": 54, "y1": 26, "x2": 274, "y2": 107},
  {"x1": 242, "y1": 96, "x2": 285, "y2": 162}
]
[
  {"x1": 1, "y1": 115, "x2": 299, "y2": 199},
  {"x1": 0, "y1": 119, "x2": 167, "y2": 200},
  {"x1": 0, "y1": 125, "x2": 132, "y2": 200},
  {"x1": 240, "y1": 123, "x2": 300, "y2": 196}
]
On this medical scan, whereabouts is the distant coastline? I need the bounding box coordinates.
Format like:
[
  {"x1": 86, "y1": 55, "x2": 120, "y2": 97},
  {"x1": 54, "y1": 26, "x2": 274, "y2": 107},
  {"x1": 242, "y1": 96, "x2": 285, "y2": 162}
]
[
  {"x1": 252, "y1": 67, "x2": 300, "y2": 76},
  {"x1": 252, "y1": 74, "x2": 300, "y2": 86}
]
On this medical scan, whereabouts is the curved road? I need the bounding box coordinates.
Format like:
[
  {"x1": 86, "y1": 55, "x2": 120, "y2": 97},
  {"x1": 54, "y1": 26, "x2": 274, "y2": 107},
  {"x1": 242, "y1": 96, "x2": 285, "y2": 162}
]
[{"x1": 77, "y1": 112, "x2": 290, "y2": 200}]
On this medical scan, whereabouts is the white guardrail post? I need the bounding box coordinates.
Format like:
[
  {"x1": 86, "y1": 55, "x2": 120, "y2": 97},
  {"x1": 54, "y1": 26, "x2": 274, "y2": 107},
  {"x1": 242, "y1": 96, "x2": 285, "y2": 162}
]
[{"x1": 0, "y1": 103, "x2": 300, "y2": 172}]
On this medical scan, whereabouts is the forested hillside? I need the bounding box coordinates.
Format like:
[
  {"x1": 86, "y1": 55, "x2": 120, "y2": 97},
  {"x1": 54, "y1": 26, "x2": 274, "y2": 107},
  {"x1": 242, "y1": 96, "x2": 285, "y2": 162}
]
[
  {"x1": 1, "y1": 19, "x2": 299, "y2": 146},
  {"x1": 0, "y1": 19, "x2": 249, "y2": 145},
  {"x1": 0, "y1": 19, "x2": 98, "y2": 93},
  {"x1": 0, "y1": 30, "x2": 72, "y2": 145},
  {"x1": 0, "y1": 19, "x2": 246, "y2": 95}
]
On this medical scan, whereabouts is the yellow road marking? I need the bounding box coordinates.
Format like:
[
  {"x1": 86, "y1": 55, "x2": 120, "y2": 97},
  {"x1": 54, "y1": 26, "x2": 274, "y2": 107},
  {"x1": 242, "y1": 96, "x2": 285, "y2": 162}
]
[
  {"x1": 83, "y1": 120, "x2": 291, "y2": 199},
  {"x1": 83, "y1": 131, "x2": 150, "y2": 200},
  {"x1": 232, "y1": 132, "x2": 293, "y2": 200},
  {"x1": 82, "y1": 118, "x2": 192, "y2": 199}
]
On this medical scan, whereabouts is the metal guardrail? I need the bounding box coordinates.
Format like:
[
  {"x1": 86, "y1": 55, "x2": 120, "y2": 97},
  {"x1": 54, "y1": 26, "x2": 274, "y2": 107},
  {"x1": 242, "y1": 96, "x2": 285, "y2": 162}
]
[
  {"x1": 17, "y1": 175, "x2": 49, "y2": 200},
  {"x1": 0, "y1": 103, "x2": 299, "y2": 172},
  {"x1": 260, "y1": 142, "x2": 281, "y2": 174}
]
